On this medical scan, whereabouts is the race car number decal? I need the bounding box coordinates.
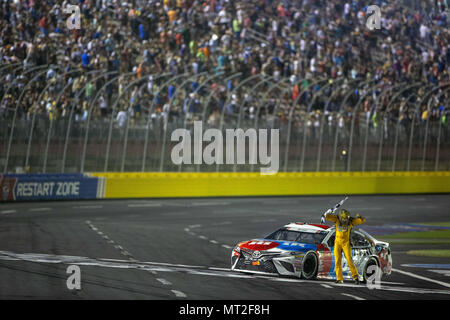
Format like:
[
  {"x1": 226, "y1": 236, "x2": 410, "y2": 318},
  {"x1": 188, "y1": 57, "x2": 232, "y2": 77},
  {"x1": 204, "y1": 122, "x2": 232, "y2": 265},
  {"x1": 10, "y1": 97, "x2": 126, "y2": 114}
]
[
  {"x1": 248, "y1": 241, "x2": 272, "y2": 245},
  {"x1": 240, "y1": 240, "x2": 280, "y2": 251}
]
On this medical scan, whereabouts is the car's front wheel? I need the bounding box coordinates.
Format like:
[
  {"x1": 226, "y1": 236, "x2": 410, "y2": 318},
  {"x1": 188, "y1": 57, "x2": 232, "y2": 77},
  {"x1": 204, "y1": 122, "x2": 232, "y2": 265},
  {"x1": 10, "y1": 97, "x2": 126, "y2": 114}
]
[{"x1": 301, "y1": 252, "x2": 318, "y2": 280}]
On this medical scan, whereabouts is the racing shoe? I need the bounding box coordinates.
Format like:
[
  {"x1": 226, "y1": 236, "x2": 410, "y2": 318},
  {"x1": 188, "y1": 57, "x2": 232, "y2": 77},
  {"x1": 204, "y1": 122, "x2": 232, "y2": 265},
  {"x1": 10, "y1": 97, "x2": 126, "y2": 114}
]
[
  {"x1": 335, "y1": 280, "x2": 343, "y2": 284},
  {"x1": 353, "y1": 278, "x2": 360, "y2": 285}
]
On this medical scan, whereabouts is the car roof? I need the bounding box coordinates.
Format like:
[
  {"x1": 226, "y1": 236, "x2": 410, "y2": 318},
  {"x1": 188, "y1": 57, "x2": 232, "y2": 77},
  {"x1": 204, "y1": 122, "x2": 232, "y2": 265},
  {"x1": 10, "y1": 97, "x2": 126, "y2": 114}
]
[{"x1": 283, "y1": 222, "x2": 331, "y2": 233}]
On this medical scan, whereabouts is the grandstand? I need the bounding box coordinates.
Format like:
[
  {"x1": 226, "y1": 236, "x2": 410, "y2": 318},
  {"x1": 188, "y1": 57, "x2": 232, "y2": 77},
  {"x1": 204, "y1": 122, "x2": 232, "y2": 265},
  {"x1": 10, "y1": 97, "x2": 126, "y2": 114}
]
[{"x1": 0, "y1": 0, "x2": 448, "y2": 173}]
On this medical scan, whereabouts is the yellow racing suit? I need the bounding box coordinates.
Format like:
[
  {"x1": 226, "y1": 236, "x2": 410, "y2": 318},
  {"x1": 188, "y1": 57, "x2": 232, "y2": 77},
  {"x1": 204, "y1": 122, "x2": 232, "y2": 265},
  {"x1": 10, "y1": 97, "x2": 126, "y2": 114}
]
[{"x1": 325, "y1": 213, "x2": 366, "y2": 281}]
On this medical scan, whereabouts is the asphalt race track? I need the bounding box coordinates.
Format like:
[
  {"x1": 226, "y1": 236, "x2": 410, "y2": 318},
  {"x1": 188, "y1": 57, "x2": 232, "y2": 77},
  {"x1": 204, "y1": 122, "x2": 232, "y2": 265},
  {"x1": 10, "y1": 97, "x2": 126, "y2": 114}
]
[{"x1": 1, "y1": 195, "x2": 450, "y2": 300}]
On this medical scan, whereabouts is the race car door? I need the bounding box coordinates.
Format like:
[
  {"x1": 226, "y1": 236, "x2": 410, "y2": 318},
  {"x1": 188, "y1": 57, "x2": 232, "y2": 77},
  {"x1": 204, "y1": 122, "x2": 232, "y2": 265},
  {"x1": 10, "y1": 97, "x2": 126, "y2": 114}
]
[{"x1": 350, "y1": 230, "x2": 372, "y2": 268}]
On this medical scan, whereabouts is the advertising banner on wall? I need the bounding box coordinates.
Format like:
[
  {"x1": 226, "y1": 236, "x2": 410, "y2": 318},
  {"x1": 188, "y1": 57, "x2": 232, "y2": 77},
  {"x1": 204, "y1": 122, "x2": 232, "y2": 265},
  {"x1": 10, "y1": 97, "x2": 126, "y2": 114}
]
[{"x1": 0, "y1": 174, "x2": 104, "y2": 202}]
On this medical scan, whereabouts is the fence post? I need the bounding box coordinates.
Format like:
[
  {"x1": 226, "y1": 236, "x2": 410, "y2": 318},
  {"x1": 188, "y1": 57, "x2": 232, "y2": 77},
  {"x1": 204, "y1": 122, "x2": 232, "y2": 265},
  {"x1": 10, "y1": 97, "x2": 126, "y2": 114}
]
[
  {"x1": 283, "y1": 107, "x2": 294, "y2": 172},
  {"x1": 176, "y1": 72, "x2": 225, "y2": 173},
  {"x1": 377, "y1": 82, "x2": 424, "y2": 172},
  {"x1": 316, "y1": 77, "x2": 352, "y2": 171},
  {"x1": 392, "y1": 92, "x2": 419, "y2": 171},
  {"x1": 419, "y1": 84, "x2": 450, "y2": 171},
  {"x1": 81, "y1": 72, "x2": 135, "y2": 172},
  {"x1": 141, "y1": 73, "x2": 185, "y2": 172},
  {"x1": 434, "y1": 89, "x2": 450, "y2": 171},
  {"x1": 331, "y1": 81, "x2": 360, "y2": 171},
  {"x1": 376, "y1": 115, "x2": 385, "y2": 172},
  {"x1": 288, "y1": 77, "x2": 326, "y2": 171},
  {"x1": 215, "y1": 74, "x2": 267, "y2": 172},
  {"x1": 3, "y1": 65, "x2": 49, "y2": 173},
  {"x1": 43, "y1": 69, "x2": 83, "y2": 173},
  {"x1": 198, "y1": 72, "x2": 241, "y2": 172},
  {"x1": 159, "y1": 72, "x2": 208, "y2": 172},
  {"x1": 105, "y1": 74, "x2": 153, "y2": 172},
  {"x1": 61, "y1": 69, "x2": 112, "y2": 172},
  {"x1": 26, "y1": 66, "x2": 70, "y2": 172},
  {"x1": 252, "y1": 78, "x2": 290, "y2": 172},
  {"x1": 346, "y1": 80, "x2": 378, "y2": 172}
]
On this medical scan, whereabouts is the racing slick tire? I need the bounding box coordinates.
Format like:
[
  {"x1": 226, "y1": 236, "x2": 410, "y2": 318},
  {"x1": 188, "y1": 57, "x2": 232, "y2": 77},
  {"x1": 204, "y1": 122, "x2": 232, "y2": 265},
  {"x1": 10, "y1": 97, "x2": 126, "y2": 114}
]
[
  {"x1": 301, "y1": 252, "x2": 318, "y2": 280},
  {"x1": 362, "y1": 257, "x2": 379, "y2": 283}
]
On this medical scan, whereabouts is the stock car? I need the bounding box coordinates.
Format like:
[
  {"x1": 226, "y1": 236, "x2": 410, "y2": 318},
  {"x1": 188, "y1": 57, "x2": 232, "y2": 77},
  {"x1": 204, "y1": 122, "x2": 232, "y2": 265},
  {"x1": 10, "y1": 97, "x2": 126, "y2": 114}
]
[{"x1": 231, "y1": 222, "x2": 392, "y2": 282}]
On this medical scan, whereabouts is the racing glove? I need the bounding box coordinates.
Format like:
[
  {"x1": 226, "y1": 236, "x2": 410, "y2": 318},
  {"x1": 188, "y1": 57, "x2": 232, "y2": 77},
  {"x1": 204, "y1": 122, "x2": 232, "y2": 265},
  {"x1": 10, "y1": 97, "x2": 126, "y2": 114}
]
[{"x1": 321, "y1": 209, "x2": 332, "y2": 224}]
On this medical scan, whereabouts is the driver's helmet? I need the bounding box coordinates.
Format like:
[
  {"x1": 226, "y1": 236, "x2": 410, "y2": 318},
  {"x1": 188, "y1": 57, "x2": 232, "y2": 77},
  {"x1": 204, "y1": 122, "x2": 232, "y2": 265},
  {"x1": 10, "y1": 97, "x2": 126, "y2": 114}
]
[{"x1": 339, "y1": 209, "x2": 351, "y2": 226}]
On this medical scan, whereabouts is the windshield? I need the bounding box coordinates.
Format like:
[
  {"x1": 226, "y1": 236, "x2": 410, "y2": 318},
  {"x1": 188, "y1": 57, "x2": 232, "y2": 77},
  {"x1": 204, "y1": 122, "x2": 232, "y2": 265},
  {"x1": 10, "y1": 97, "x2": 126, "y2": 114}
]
[{"x1": 265, "y1": 228, "x2": 328, "y2": 245}]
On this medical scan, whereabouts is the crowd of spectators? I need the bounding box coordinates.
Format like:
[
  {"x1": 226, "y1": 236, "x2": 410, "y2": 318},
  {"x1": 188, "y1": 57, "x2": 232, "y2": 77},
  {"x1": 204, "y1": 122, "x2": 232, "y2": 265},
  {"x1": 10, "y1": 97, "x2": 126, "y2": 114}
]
[{"x1": 0, "y1": 0, "x2": 449, "y2": 140}]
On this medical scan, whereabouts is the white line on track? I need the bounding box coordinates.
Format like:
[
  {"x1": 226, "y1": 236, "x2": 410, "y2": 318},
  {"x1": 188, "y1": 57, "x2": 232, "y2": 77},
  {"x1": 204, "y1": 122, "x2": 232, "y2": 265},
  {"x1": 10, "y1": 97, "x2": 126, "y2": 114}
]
[
  {"x1": 171, "y1": 290, "x2": 187, "y2": 298},
  {"x1": 380, "y1": 281, "x2": 406, "y2": 286},
  {"x1": 208, "y1": 267, "x2": 231, "y2": 271},
  {"x1": 156, "y1": 278, "x2": 172, "y2": 285},
  {"x1": 222, "y1": 245, "x2": 232, "y2": 249},
  {"x1": 321, "y1": 284, "x2": 333, "y2": 289},
  {"x1": 212, "y1": 221, "x2": 232, "y2": 226},
  {"x1": 128, "y1": 203, "x2": 162, "y2": 208},
  {"x1": 376, "y1": 286, "x2": 450, "y2": 295},
  {"x1": 199, "y1": 235, "x2": 208, "y2": 240},
  {"x1": 29, "y1": 208, "x2": 51, "y2": 212},
  {"x1": 84, "y1": 221, "x2": 187, "y2": 296},
  {"x1": 1, "y1": 250, "x2": 450, "y2": 296},
  {"x1": 73, "y1": 205, "x2": 104, "y2": 209},
  {"x1": 209, "y1": 240, "x2": 218, "y2": 244},
  {"x1": 270, "y1": 278, "x2": 303, "y2": 283},
  {"x1": 191, "y1": 202, "x2": 230, "y2": 206},
  {"x1": 188, "y1": 270, "x2": 253, "y2": 279},
  {"x1": 392, "y1": 268, "x2": 450, "y2": 288},
  {"x1": 1, "y1": 210, "x2": 16, "y2": 214},
  {"x1": 428, "y1": 270, "x2": 450, "y2": 277},
  {"x1": 341, "y1": 293, "x2": 365, "y2": 300},
  {"x1": 140, "y1": 261, "x2": 206, "y2": 269}
]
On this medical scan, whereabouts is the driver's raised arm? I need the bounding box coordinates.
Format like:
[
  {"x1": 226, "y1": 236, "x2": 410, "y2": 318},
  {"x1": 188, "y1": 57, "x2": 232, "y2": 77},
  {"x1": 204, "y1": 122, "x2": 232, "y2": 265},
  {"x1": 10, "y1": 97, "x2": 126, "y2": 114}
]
[
  {"x1": 324, "y1": 209, "x2": 338, "y2": 223},
  {"x1": 351, "y1": 213, "x2": 366, "y2": 226}
]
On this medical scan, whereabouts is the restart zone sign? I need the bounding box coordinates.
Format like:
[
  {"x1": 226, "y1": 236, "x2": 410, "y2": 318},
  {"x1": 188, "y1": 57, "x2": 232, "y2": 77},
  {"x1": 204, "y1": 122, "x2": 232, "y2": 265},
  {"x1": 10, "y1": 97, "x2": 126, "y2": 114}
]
[{"x1": 0, "y1": 174, "x2": 101, "y2": 201}]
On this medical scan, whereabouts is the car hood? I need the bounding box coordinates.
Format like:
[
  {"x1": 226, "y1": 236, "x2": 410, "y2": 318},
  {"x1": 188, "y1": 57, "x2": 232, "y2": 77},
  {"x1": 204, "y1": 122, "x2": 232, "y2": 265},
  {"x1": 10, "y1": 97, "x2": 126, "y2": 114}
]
[{"x1": 239, "y1": 239, "x2": 317, "y2": 252}]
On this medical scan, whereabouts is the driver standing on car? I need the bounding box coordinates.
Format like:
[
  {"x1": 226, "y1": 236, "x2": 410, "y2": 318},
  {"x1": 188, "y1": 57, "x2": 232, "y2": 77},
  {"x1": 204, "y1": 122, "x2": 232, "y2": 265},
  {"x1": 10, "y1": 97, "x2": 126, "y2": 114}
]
[{"x1": 323, "y1": 209, "x2": 365, "y2": 284}]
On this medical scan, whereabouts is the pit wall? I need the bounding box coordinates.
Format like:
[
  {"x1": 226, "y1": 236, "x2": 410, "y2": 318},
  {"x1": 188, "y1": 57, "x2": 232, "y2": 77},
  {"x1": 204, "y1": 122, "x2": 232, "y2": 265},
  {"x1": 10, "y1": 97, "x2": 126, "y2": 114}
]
[{"x1": 90, "y1": 172, "x2": 450, "y2": 199}]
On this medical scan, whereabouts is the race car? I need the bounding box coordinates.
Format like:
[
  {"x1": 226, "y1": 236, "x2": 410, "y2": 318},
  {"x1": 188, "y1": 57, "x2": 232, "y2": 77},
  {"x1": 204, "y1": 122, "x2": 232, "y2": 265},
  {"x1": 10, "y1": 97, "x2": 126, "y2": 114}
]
[{"x1": 231, "y1": 222, "x2": 392, "y2": 282}]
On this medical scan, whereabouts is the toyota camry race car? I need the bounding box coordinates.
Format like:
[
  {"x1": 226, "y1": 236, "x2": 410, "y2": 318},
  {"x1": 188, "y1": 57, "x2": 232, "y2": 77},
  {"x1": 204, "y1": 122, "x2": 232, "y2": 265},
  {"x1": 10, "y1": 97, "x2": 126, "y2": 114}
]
[{"x1": 231, "y1": 222, "x2": 392, "y2": 282}]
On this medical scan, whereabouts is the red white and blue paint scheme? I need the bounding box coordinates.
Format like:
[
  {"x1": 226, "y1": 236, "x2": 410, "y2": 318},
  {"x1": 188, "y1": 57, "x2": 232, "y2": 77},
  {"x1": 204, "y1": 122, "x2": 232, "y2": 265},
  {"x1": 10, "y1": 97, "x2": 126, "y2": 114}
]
[{"x1": 231, "y1": 222, "x2": 392, "y2": 281}]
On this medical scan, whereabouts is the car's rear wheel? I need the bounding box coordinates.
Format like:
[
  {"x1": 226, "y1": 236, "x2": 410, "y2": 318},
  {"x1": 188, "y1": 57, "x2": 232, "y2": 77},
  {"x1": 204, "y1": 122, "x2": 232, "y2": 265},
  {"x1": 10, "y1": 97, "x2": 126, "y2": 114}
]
[
  {"x1": 363, "y1": 257, "x2": 379, "y2": 283},
  {"x1": 301, "y1": 252, "x2": 318, "y2": 280}
]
